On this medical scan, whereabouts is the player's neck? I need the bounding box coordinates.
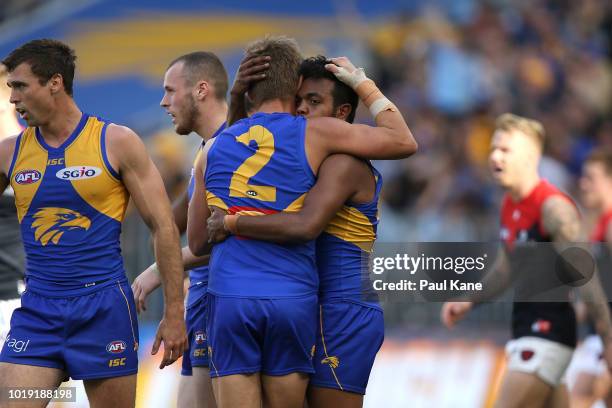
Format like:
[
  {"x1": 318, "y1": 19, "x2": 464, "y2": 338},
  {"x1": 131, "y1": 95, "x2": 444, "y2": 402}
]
[
  {"x1": 0, "y1": 111, "x2": 22, "y2": 140},
  {"x1": 508, "y1": 173, "x2": 540, "y2": 202},
  {"x1": 194, "y1": 104, "x2": 227, "y2": 142},
  {"x1": 256, "y1": 98, "x2": 295, "y2": 115},
  {"x1": 37, "y1": 100, "x2": 83, "y2": 145}
]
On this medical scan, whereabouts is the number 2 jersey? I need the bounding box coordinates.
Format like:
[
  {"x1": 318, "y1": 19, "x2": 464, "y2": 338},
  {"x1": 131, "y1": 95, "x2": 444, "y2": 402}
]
[
  {"x1": 500, "y1": 179, "x2": 576, "y2": 347},
  {"x1": 205, "y1": 112, "x2": 316, "y2": 298},
  {"x1": 8, "y1": 114, "x2": 129, "y2": 295}
]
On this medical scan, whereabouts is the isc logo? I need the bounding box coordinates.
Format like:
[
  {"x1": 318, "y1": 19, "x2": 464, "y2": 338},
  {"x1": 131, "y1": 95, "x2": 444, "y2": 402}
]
[
  {"x1": 47, "y1": 158, "x2": 64, "y2": 166},
  {"x1": 193, "y1": 348, "x2": 207, "y2": 357},
  {"x1": 106, "y1": 340, "x2": 127, "y2": 354},
  {"x1": 108, "y1": 357, "x2": 126, "y2": 367},
  {"x1": 14, "y1": 169, "x2": 41, "y2": 185},
  {"x1": 56, "y1": 166, "x2": 101, "y2": 180}
]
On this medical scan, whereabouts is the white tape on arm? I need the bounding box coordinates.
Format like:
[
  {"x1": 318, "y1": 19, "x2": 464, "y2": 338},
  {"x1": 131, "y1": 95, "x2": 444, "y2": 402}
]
[{"x1": 369, "y1": 97, "x2": 397, "y2": 118}]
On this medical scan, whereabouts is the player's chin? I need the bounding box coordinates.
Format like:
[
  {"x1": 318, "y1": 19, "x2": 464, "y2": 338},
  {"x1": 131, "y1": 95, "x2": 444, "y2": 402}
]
[
  {"x1": 492, "y1": 174, "x2": 509, "y2": 188},
  {"x1": 175, "y1": 124, "x2": 191, "y2": 135}
]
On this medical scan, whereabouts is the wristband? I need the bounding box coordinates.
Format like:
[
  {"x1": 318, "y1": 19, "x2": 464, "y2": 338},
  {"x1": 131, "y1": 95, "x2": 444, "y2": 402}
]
[
  {"x1": 354, "y1": 80, "x2": 398, "y2": 118},
  {"x1": 224, "y1": 214, "x2": 240, "y2": 235},
  {"x1": 369, "y1": 97, "x2": 397, "y2": 117}
]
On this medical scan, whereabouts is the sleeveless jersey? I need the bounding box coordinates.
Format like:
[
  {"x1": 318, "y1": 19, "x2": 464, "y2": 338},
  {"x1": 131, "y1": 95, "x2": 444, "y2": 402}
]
[
  {"x1": 500, "y1": 179, "x2": 576, "y2": 347},
  {"x1": 8, "y1": 114, "x2": 129, "y2": 295},
  {"x1": 185, "y1": 124, "x2": 224, "y2": 308},
  {"x1": 205, "y1": 112, "x2": 316, "y2": 298},
  {"x1": 316, "y1": 163, "x2": 382, "y2": 308}
]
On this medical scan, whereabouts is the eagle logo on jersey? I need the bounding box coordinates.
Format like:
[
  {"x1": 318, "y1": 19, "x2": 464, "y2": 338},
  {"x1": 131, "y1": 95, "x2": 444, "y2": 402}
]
[
  {"x1": 321, "y1": 356, "x2": 340, "y2": 369},
  {"x1": 31, "y1": 207, "x2": 91, "y2": 246}
]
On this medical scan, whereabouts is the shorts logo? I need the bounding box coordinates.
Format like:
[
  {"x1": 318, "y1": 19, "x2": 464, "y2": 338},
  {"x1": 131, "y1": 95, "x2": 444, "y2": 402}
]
[
  {"x1": 107, "y1": 340, "x2": 127, "y2": 354},
  {"x1": 531, "y1": 319, "x2": 551, "y2": 334},
  {"x1": 194, "y1": 331, "x2": 206, "y2": 345},
  {"x1": 32, "y1": 207, "x2": 91, "y2": 246},
  {"x1": 14, "y1": 169, "x2": 41, "y2": 185},
  {"x1": 521, "y1": 350, "x2": 535, "y2": 361},
  {"x1": 108, "y1": 357, "x2": 126, "y2": 367},
  {"x1": 193, "y1": 348, "x2": 207, "y2": 357},
  {"x1": 5, "y1": 335, "x2": 30, "y2": 353},
  {"x1": 321, "y1": 356, "x2": 340, "y2": 369},
  {"x1": 56, "y1": 166, "x2": 102, "y2": 180}
]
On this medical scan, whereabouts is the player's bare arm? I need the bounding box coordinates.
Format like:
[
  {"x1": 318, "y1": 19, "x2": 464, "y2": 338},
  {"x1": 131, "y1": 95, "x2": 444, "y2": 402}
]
[
  {"x1": 228, "y1": 53, "x2": 270, "y2": 125},
  {"x1": 0, "y1": 135, "x2": 18, "y2": 194},
  {"x1": 187, "y1": 139, "x2": 215, "y2": 256},
  {"x1": 207, "y1": 154, "x2": 366, "y2": 243},
  {"x1": 441, "y1": 248, "x2": 513, "y2": 328},
  {"x1": 106, "y1": 123, "x2": 187, "y2": 368},
  {"x1": 542, "y1": 195, "x2": 612, "y2": 367}
]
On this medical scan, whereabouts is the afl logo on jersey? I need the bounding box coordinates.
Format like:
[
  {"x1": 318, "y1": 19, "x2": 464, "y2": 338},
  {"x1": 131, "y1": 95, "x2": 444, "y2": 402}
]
[
  {"x1": 14, "y1": 169, "x2": 41, "y2": 185},
  {"x1": 246, "y1": 190, "x2": 258, "y2": 197},
  {"x1": 56, "y1": 166, "x2": 102, "y2": 180},
  {"x1": 106, "y1": 340, "x2": 127, "y2": 354}
]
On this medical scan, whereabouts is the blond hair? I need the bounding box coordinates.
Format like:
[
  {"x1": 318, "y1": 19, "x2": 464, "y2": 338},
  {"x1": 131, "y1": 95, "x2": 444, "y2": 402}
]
[
  {"x1": 495, "y1": 113, "x2": 545, "y2": 149},
  {"x1": 244, "y1": 36, "x2": 302, "y2": 107}
]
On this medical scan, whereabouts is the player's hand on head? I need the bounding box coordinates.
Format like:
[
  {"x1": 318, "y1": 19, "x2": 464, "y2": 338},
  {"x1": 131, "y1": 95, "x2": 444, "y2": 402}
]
[
  {"x1": 324, "y1": 56, "x2": 367, "y2": 89},
  {"x1": 151, "y1": 311, "x2": 187, "y2": 369},
  {"x1": 207, "y1": 206, "x2": 230, "y2": 243},
  {"x1": 440, "y1": 301, "x2": 473, "y2": 329},
  {"x1": 230, "y1": 53, "x2": 271, "y2": 97},
  {"x1": 131, "y1": 264, "x2": 162, "y2": 314}
]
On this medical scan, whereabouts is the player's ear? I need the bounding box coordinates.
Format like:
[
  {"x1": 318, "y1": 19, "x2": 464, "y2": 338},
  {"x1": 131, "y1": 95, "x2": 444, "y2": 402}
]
[
  {"x1": 48, "y1": 73, "x2": 63, "y2": 95},
  {"x1": 194, "y1": 80, "x2": 210, "y2": 101},
  {"x1": 335, "y1": 103, "x2": 352, "y2": 122}
]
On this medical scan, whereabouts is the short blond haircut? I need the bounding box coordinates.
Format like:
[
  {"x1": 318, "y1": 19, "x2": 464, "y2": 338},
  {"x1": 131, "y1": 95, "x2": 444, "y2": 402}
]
[
  {"x1": 244, "y1": 36, "x2": 302, "y2": 107},
  {"x1": 495, "y1": 113, "x2": 545, "y2": 149}
]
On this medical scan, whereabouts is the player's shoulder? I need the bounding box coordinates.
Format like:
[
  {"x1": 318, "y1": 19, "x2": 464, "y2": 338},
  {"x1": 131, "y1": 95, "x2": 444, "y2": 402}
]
[
  {"x1": 105, "y1": 123, "x2": 139, "y2": 142},
  {"x1": 197, "y1": 137, "x2": 218, "y2": 173},
  {"x1": 104, "y1": 123, "x2": 146, "y2": 153},
  {"x1": 541, "y1": 194, "x2": 579, "y2": 228}
]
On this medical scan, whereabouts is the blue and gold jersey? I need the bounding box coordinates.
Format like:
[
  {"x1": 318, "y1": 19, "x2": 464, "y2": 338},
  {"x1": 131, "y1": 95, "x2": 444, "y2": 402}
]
[
  {"x1": 316, "y1": 165, "x2": 382, "y2": 307},
  {"x1": 8, "y1": 114, "x2": 129, "y2": 294},
  {"x1": 185, "y1": 124, "x2": 224, "y2": 308},
  {"x1": 205, "y1": 112, "x2": 317, "y2": 298}
]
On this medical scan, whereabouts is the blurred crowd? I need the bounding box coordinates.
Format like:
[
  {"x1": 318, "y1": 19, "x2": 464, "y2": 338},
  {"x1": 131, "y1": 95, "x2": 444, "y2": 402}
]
[
  {"x1": 0, "y1": 0, "x2": 46, "y2": 25},
  {"x1": 365, "y1": 0, "x2": 612, "y2": 242}
]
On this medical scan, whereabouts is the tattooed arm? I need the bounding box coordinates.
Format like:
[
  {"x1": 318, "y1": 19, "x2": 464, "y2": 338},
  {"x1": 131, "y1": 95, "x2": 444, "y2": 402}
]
[{"x1": 542, "y1": 196, "x2": 612, "y2": 355}]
